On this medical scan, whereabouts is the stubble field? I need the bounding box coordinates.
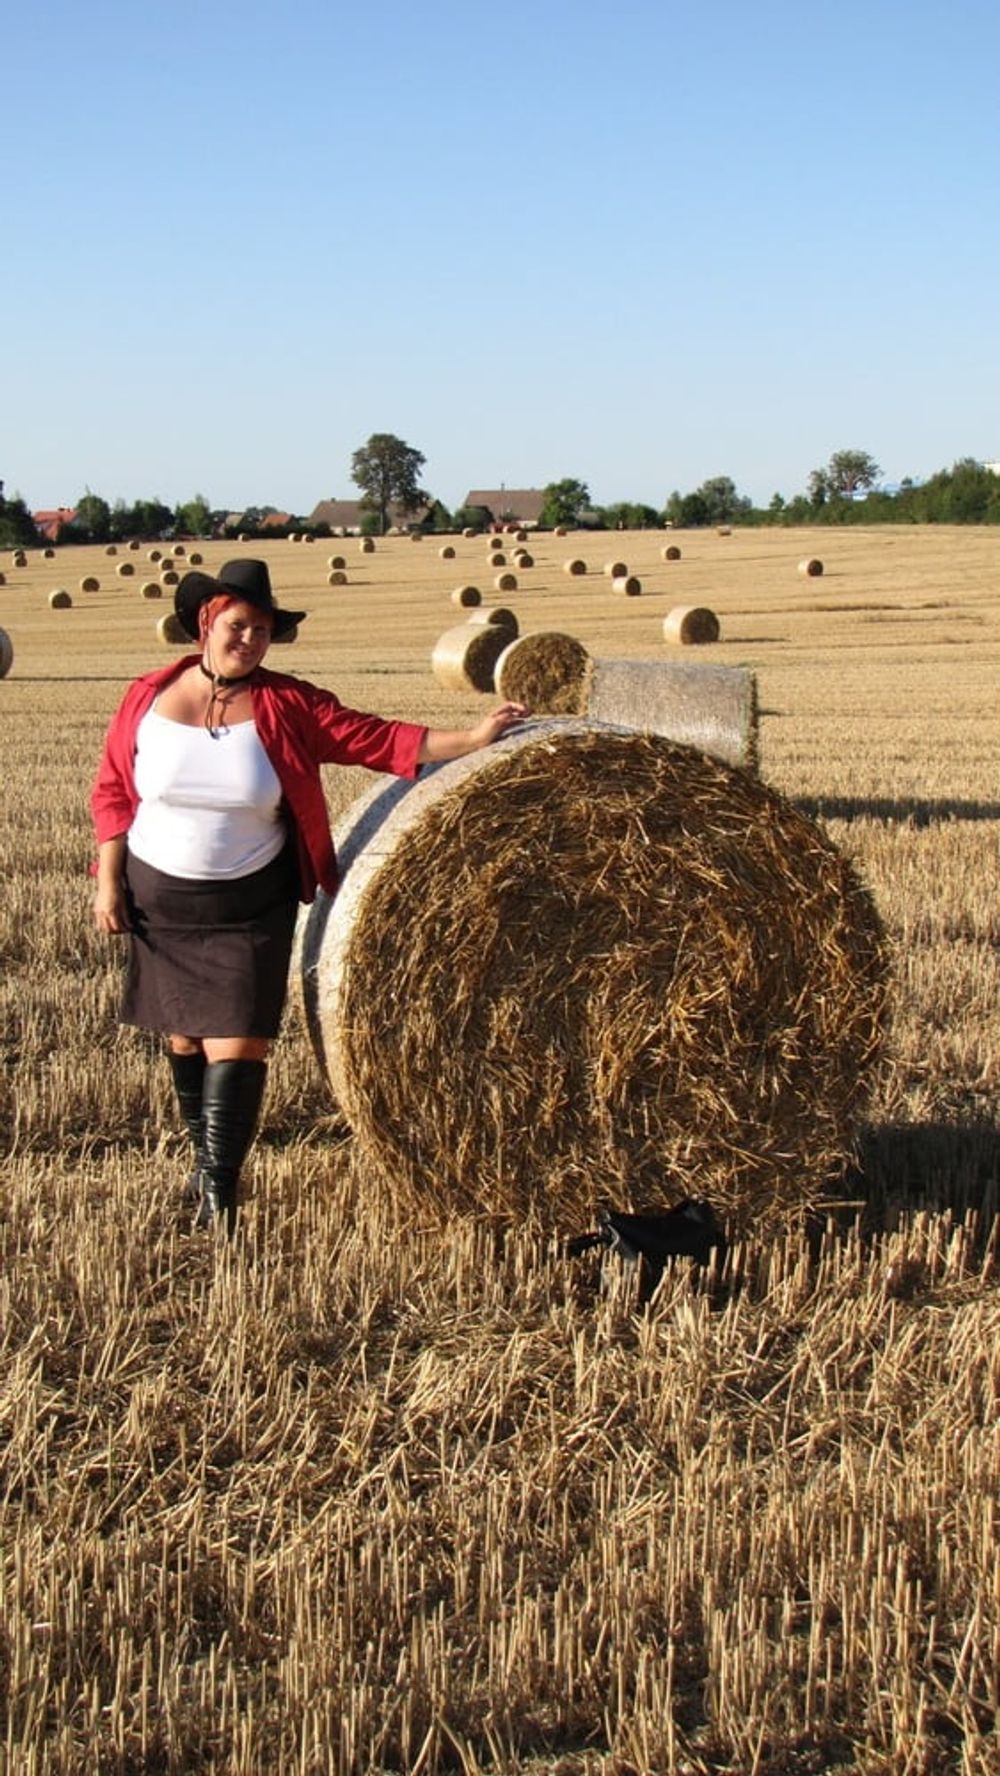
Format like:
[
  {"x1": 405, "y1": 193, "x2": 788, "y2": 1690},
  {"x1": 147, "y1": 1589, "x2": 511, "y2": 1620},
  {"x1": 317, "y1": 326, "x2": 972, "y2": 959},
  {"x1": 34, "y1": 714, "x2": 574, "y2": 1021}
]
[{"x1": 0, "y1": 525, "x2": 998, "y2": 1774}]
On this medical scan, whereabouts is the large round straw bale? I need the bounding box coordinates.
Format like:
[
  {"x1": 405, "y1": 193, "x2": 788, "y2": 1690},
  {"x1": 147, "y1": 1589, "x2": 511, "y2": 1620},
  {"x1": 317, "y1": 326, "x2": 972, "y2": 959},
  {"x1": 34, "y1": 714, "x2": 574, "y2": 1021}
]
[
  {"x1": 563, "y1": 558, "x2": 587, "y2": 576},
  {"x1": 328, "y1": 554, "x2": 346, "y2": 570},
  {"x1": 105, "y1": 544, "x2": 117, "y2": 556},
  {"x1": 664, "y1": 605, "x2": 720, "y2": 644},
  {"x1": 494, "y1": 632, "x2": 590, "y2": 713},
  {"x1": 439, "y1": 544, "x2": 456, "y2": 559},
  {"x1": 0, "y1": 627, "x2": 13, "y2": 677},
  {"x1": 298, "y1": 722, "x2": 889, "y2": 1231},
  {"x1": 12, "y1": 550, "x2": 28, "y2": 567},
  {"x1": 612, "y1": 575, "x2": 642, "y2": 597},
  {"x1": 156, "y1": 613, "x2": 189, "y2": 645},
  {"x1": 188, "y1": 551, "x2": 203, "y2": 565},
  {"x1": 140, "y1": 581, "x2": 162, "y2": 600},
  {"x1": 328, "y1": 570, "x2": 347, "y2": 586},
  {"x1": 116, "y1": 561, "x2": 135, "y2": 577},
  {"x1": 451, "y1": 584, "x2": 482, "y2": 607},
  {"x1": 48, "y1": 590, "x2": 72, "y2": 609},
  {"x1": 359, "y1": 537, "x2": 375, "y2": 553},
  {"x1": 160, "y1": 569, "x2": 180, "y2": 587},
  {"x1": 662, "y1": 544, "x2": 682, "y2": 561},
  {"x1": 431, "y1": 623, "x2": 510, "y2": 693},
  {"x1": 147, "y1": 549, "x2": 162, "y2": 562},
  {"x1": 583, "y1": 660, "x2": 758, "y2": 771},
  {"x1": 466, "y1": 607, "x2": 518, "y2": 636},
  {"x1": 79, "y1": 575, "x2": 100, "y2": 592},
  {"x1": 604, "y1": 560, "x2": 628, "y2": 579},
  {"x1": 494, "y1": 571, "x2": 518, "y2": 593},
  {"x1": 489, "y1": 551, "x2": 506, "y2": 568},
  {"x1": 798, "y1": 557, "x2": 824, "y2": 577},
  {"x1": 43, "y1": 546, "x2": 56, "y2": 559}
]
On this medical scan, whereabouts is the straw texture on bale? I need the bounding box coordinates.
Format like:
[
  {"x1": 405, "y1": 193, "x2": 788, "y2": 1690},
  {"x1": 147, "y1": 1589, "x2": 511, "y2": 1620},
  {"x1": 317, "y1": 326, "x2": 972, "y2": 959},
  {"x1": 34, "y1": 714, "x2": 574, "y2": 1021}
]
[
  {"x1": 140, "y1": 582, "x2": 162, "y2": 600},
  {"x1": 799, "y1": 557, "x2": 824, "y2": 577},
  {"x1": 583, "y1": 660, "x2": 758, "y2": 770},
  {"x1": 298, "y1": 722, "x2": 889, "y2": 1232},
  {"x1": 0, "y1": 627, "x2": 13, "y2": 677},
  {"x1": 79, "y1": 576, "x2": 100, "y2": 593},
  {"x1": 612, "y1": 574, "x2": 642, "y2": 596},
  {"x1": 156, "y1": 613, "x2": 189, "y2": 645},
  {"x1": 48, "y1": 590, "x2": 72, "y2": 609},
  {"x1": 664, "y1": 605, "x2": 721, "y2": 644},
  {"x1": 563, "y1": 558, "x2": 587, "y2": 575},
  {"x1": 494, "y1": 572, "x2": 518, "y2": 593},
  {"x1": 116, "y1": 561, "x2": 135, "y2": 577},
  {"x1": 604, "y1": 560, "x2": 628, "y2": 579},
  {"x1": 431, "y1": 624, "x2": 509, "y2": 693},
  {"x1": 451, "y1": 584, "x2": 482, "y2": 608},
  {"x1": 466, "y1": 607, "x2": 518, "y2": 636},
  {"x1": 328, "y1": 571, "x2": 347, "y2": 586},
  {"x1": 495, "y1": 633, "x2": 591, "y2": 713},
  {"x1": 663, "y1": 544, "x2": 682, "y2": 561}
]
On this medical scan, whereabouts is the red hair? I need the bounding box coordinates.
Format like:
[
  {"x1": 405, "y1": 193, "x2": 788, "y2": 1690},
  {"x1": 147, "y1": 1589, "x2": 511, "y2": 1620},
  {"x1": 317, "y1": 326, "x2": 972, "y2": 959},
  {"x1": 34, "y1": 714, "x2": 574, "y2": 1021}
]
[{"x1": 197, "y1": 593, "x2": 274, "y2": 642}]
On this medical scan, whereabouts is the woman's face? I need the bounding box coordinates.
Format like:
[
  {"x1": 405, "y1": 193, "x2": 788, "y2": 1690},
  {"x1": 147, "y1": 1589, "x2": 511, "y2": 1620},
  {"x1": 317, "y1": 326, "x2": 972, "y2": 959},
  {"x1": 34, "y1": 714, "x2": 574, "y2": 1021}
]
[{"x1": 208, "y1": 600, "x2": 273, "y2": 676}]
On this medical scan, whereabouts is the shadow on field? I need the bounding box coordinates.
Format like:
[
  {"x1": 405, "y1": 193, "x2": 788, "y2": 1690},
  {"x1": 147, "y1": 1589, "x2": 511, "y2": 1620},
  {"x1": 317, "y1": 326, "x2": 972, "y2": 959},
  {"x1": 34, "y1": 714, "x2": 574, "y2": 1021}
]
[
  {"x1": 848, "y1": 1119, "x2": 1000, "y2": 1233},
  {"x1": 795, "y1": 794, "x2": 1000, "y2": 824}
]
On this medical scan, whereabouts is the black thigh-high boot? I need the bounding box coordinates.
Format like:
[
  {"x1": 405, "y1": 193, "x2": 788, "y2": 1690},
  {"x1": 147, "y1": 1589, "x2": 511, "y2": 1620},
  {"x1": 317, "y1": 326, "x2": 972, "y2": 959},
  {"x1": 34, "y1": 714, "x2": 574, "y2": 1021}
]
[
  {"x1": 166, "y1": 1048, "x2": 207, "y2": 1202},
  {"x1": 197, "y1": 1059, "x2": 268, "y2": 1234}
]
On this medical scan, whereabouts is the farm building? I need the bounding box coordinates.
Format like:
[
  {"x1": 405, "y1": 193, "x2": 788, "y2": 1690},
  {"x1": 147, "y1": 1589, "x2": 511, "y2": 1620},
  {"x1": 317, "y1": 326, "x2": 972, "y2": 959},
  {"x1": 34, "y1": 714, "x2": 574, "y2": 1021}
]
[{"x1": 462, "y1": 488, "x2": 546, "y2": 528}]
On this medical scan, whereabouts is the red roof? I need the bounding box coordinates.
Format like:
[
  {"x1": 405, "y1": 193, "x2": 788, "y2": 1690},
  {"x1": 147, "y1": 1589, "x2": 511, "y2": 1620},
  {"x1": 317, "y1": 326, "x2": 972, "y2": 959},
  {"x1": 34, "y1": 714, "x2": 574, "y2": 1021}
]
[{"x1": 33, "y1": 507, "x2": 78, "y2": 541}]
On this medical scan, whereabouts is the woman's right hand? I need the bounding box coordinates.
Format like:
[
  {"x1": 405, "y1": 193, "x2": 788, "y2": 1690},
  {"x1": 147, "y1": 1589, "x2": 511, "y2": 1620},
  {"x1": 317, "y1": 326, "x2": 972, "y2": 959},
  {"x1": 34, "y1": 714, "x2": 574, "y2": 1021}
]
[{"x1": 94, "y1": 878, "x2": 130, "y2": 933}]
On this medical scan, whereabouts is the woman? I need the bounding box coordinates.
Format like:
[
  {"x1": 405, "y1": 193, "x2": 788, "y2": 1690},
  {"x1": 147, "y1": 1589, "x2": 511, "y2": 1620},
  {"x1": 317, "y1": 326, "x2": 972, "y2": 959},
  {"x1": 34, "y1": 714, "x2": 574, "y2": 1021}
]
[{"x1": 92, "y1": 557, "x2": 526, "y2": 1233}]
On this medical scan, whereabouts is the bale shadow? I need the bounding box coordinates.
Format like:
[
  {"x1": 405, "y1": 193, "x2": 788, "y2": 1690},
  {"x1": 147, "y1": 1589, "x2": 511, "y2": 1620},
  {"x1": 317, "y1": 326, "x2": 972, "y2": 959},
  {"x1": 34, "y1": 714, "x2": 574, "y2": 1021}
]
[
  {"x1": 844, "y1": 1119, "x2": 1000, "y2": 1238},
  {"x1": 794, "y1": 795, "x2": 1000, "y2": 825}
]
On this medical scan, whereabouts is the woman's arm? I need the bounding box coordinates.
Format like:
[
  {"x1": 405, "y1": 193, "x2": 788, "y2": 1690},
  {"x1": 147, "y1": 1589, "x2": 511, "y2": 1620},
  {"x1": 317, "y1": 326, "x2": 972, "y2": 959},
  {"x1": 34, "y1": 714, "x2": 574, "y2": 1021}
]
[
  {"x1": 418, "y1": 702, "x2": 527, "y2": 764},
  {"x1": 94, "y1": 835, "x2": 130, "y2": 933}
]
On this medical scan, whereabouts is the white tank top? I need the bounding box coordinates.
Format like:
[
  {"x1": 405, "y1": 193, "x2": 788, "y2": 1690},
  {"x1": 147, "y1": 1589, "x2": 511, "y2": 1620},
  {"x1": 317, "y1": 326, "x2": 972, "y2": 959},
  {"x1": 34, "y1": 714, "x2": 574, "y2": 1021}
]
[{"x1": 128, "y1": 706, "x2": 286, "y2": 880}]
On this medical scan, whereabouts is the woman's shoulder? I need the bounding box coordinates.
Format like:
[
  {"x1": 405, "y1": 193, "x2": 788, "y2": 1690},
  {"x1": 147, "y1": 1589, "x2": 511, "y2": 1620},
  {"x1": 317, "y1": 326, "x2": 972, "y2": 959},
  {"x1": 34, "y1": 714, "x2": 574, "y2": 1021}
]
[{"x1": 256, "y1": 667, "x2": 339, "y2": 707}]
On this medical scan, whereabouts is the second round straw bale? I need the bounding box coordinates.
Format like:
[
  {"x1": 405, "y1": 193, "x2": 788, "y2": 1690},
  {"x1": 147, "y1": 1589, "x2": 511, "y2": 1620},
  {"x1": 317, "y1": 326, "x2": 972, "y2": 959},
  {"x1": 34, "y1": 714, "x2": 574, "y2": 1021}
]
[{"x1": 431, "y1": 623, "x2": 510, "y2": 692}]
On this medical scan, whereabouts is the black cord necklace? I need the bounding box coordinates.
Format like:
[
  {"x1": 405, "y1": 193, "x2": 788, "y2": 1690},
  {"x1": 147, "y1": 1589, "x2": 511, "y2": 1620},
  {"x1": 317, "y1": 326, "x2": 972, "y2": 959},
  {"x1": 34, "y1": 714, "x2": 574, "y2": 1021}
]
[{"x1": 199, "y1": 660, "x2": 255, "y2": 736}]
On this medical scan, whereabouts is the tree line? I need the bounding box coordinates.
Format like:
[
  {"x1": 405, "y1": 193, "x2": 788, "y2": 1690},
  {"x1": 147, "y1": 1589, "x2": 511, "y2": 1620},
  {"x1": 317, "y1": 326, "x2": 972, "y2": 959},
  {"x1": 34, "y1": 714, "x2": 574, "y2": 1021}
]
[{"x1": 4, "y1": 441, "x2": 1000, "y2": 552}]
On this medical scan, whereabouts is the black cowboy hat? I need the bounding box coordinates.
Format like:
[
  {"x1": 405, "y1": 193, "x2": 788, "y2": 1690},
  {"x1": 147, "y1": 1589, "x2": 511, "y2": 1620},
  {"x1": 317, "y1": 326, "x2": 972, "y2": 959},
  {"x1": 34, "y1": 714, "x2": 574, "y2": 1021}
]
[{"x1": 175, "y1": 559, "x2": 306, "y2": 641}]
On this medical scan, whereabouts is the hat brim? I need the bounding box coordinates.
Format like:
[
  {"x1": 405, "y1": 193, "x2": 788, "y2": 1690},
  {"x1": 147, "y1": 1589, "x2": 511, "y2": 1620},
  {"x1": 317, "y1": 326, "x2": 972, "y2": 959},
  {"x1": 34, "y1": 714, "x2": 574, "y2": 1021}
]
[{"x1": 174, "y1": 569, "x2": 305, "y2": 640}]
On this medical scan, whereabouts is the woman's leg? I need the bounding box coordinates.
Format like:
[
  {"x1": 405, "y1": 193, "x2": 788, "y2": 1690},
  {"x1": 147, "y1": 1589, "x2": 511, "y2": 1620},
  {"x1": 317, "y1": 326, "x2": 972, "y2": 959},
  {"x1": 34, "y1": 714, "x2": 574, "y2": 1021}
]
[
  {"x1": 165, "y1": 1037, "x2": 207, "y2": 1200},
  {"x1": 197, "y1": 1038, "x2": 272, "y2": 1233}
]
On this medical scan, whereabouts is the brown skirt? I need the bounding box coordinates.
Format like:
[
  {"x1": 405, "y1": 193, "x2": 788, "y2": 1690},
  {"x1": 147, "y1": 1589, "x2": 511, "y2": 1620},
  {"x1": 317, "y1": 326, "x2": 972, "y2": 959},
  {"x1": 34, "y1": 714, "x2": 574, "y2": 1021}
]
[{"x1": 121, "y1": 846, "x2": 300, "y2": 1039}]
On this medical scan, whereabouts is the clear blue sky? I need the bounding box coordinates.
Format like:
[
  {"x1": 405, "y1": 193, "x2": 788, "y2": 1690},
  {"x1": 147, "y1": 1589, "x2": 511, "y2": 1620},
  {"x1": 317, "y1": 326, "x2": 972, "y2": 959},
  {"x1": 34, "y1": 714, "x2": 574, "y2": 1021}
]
[{"x1": 6, "y1": 0, "x2": 999, "y2": 515}]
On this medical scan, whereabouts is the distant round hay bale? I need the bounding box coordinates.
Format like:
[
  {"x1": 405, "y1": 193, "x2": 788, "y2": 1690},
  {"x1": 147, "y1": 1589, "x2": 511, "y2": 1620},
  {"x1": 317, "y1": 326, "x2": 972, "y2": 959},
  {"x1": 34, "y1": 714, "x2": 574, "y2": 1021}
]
[
  {"x1": 298, "y1": 722, "x2": 889, "y2": 1231},
  {"x1": 148, "y1": 549, "x2": 162, "y2": 562},
  {"x1": 612, "y1": 575, "x2": 642, "y2": 597},
  {"x1": 662, "y1": 545, "x2": 682, "y2": 561},
  {"x1": 140, "y1": 582, "x2": 162, "y2": 600},
  {"x1": 288, "y1": 533, "x2": 300, "y2": 544},
  {"x1": 512, "y1": 551, "x2": 534, "y2": 568},
  {"x1": 302, "y1": 533, "x2": 314, "y2": 544},
  {"x1": 128, "y1": 539, "x2": 140, "y2": 550},
  {"x1": 409, "y1": 531, "x2": 424, "y2": 542},
  {"x1": 554, "y1": 525, "x2": 568, "y2": 537},
  {"x1": 105, "y1": 544, "x2": 117, "y2": 557},
  {"x1": 0, "y1": 571, "x2": 6, "y2": 585},
  {"x1": 664, "y1": 605, "x2": 720, "y2": 644},
  {"x1": 451, "y1": 584, "x2": 482, "y2": 607},
  {"x1": 160, "y1": 569, "x2": 180, "y2": 587},
  {"x1": 156, "y1": 613, "x2": 189, "y2": 645},
  {"x1": 0, "y1": 628, "x2": 13, "y2": 677},
  {"x1": 439, "y1": 544, "x2": 456, "y2": 559},
  {"x1": 328, "y1": 555, "x2": 346, "y2": 570},
  {"x1": 188, "y1": 551, "x2": 203, "y2": 565},
  {"x1": 462, "y1": 527, "x2": 478, "y2": 538},
  {"x1": 798, "y1": 557, "x2": 824, "y2": 577},
  {"x1": 359, "y1": 537, "x2": 375, "y2": 553},
  {"x1": 717, "y1": 527, "x2": 732, "y2": 536},
  {"x1": 79, "y1": 576, "x2": 100, "y2": 592},
  {"x1": 604, "y1": 560, "x2": 628, "y2": 579},
  {"x1": 494, "y1": 632, "x2": 590, "y2": 713},
  {"x1": 48, "y1": 590, "x2": 72, "y2": 609},
  {"x1": 43, "y1": 546, "x2": 56, "y2": 559},
  {"x1": 116, "y1": 561, "x2": 135, "y2": 577},
  {"x1": 12, "y1": 551, "x2": 28, "y2": 567},
  {"x1": 563, "y1": 558, "x2": 587, "y2": 576},
  {"x1": 513, "y1": 529, "x2": 528, "y2": 543},
  {"x1": 238, "y1": 533, "x2": 249, "y2": 543},
  {"x1": 494, "y1": 571, "x2": 518, "y2": 593},
  {"x1": 328, "y1": 570, "x2": 348, "y2": 586},
  {"x1": 431, "y1": 623, "x2": 510, "y2": 693},
  {"x1": 489, "y1": 551, "x2": 506, "y2": 568},
  {"x1": 172, "y1": 543, "x2": 186, "y2": 557},
  {"x1": 466, "y1": 607, "x2": 518, "y2": 636}
]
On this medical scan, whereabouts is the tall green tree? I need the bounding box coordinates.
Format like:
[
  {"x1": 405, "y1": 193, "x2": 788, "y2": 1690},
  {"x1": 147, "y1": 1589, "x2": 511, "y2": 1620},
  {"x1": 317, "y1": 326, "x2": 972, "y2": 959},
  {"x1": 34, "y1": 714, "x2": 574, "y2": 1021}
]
[
  {"x1": 74, "y1": 491, "x2": 112, "y2": 542},
  {"x1": 351, "y1": 434, "x2": 427, "y2": 535},
  {"x1": 0, "y1": 491, "x2": 37, "y2": 548},
  {"x1": 539, "y1": 478, "x2": 590, "y2": 529},
  {"x1": 823, "y1": 449, "x2": 881, "y2": 500},
  {"x1": 176, "y1": 493, "x2": 212, "y2": 536}
]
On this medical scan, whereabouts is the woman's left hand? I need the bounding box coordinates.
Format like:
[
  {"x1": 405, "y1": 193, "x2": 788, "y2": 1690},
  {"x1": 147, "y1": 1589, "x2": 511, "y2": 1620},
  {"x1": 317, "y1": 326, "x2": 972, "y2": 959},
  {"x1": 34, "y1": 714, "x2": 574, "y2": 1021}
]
[{"x1": 468, "y1": 702, "x2": 529, "y2": 747}]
